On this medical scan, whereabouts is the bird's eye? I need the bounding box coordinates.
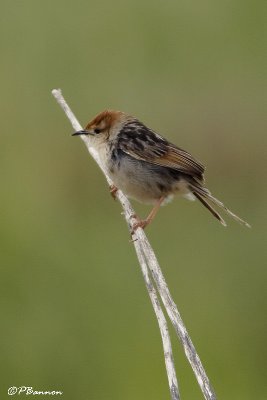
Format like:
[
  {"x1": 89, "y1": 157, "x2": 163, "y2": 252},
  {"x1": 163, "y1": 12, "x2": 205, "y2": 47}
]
[{"x1": 94, "y1": 128, "x2": 101, "y2": 134}]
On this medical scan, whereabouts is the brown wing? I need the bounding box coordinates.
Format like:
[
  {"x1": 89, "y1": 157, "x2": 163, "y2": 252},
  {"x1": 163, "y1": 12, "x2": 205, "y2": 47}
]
[{"x1": 117, "y1": 120, "x2": 205, "y2": 179}]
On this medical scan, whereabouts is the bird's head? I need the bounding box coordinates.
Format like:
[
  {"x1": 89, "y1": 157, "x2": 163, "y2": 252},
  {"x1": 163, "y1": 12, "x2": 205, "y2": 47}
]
[{"x1": 72, "y1": 110, "x2": 129, "y2": 142}]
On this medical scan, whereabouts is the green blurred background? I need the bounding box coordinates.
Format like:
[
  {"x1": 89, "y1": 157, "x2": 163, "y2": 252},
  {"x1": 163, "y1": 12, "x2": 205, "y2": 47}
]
[{"x1": 1, "y1": 1, "x2": 266, "y2": 399}]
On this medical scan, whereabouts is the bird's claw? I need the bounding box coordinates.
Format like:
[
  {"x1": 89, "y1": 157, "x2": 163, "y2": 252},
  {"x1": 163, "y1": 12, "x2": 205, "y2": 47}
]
[
  {"x1": 109, "y1": 184, "x2": 118, "y2": 200},
  {"x1": 132, "y1": 219, "x2": 148, "y2": 231},
  {"x1": 130, "y1": 214, "x2": 148, "y2": 234}
]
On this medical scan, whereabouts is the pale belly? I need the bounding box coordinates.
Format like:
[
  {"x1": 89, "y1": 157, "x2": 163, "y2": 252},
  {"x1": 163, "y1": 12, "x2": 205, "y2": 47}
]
[
  {"x1": 107, "y1": 154, "x2": 192, "y2": 205},
  {"x1": 86, "y1": 137, "x2": 194, "y2": 205}
]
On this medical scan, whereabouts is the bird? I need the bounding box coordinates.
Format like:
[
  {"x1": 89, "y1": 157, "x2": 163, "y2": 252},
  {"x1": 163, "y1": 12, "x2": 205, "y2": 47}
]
[{"x1": 72, "y1": 110, "x2": 250, "y2": 231}]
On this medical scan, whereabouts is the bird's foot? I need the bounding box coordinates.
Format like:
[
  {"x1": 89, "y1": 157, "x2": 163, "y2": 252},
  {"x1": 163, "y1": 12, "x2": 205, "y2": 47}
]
[
  {"x1": 133, "y1": 219, "x2": 149, "y2": 231},
  {"x1": 130, "y1": 214, "x2": 149, "y2": 234},
  {"x1": 109, "y1": 184, "x2": 118, "y2": 200}
]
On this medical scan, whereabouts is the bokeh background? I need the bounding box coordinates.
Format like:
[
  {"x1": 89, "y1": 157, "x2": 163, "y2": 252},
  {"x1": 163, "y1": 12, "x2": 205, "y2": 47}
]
[{"x1": 1, "y1": 1, "x2": 266, "y2": 399}]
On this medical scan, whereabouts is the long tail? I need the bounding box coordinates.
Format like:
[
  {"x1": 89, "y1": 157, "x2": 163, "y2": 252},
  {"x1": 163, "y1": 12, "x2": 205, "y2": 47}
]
[
  {"x1": 190, "y1": 184, "x2": 250, "y2": 228},
  {"x1": 193, "y1": 192, "x2": 227, "y2": 226}
]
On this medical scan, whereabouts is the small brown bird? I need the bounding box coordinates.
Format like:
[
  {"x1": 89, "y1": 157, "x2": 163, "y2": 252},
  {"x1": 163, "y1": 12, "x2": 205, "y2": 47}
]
[{"x1": 73, "y1": 110, "x2": 250, "y2": 230}]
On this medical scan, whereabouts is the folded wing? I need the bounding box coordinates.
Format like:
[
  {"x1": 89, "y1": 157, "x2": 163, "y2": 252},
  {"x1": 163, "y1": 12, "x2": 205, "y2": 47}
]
[{"x1": 117, "y1": 121, "x2": 205, "y2": 180}]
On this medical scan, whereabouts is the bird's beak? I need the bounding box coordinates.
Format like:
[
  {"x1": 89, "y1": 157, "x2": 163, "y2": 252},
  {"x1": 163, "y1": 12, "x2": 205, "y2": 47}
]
[{"x1": 72, "y1": 130, "x2": 90, "y2": 136}]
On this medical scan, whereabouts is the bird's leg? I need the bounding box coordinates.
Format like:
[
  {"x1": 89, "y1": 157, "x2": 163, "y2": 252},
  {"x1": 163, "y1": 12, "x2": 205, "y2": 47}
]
[
  {"x1": 109, "y1": 184, "x2": 118, "y2": 200},
  {"x1": 132, "y1": 197, "x2": 165, "y2": 232}
]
